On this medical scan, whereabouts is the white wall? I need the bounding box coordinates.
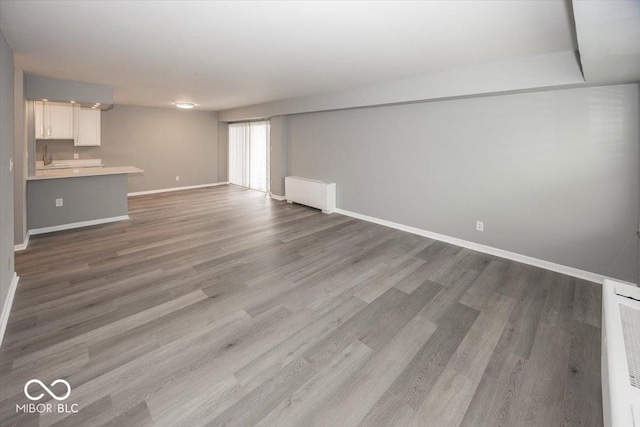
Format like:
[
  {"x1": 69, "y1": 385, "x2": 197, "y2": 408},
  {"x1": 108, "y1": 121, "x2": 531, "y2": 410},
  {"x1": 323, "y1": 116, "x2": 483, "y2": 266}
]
[{"x1": 287, "y1": 84, "x2": 639, "y2": 283}]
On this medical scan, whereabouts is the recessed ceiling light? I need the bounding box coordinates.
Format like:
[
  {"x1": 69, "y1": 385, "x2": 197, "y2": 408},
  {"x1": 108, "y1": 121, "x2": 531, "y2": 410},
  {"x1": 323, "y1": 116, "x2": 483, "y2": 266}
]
[{"x1": 174, "y1": 102, "x2": 195, "y2": 109}]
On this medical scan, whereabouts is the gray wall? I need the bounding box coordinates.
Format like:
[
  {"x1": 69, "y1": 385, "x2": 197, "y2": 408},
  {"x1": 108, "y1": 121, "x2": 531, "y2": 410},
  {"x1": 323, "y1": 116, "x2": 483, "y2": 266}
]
[
  {"x1": 25, "y1": 74, "x2": 113, "y2": 106},
  {"x1": 270, "y1": 116, "x2": 288, "y2": 196},
  {"x1": 217, "y1": 122, "x2": 228, "y2": 183},
  {"x1": 27, "y1": 175, "x2": 128, "y2": 230},
  {"x1": 34, "y1": 104, "x2": 222, "y2": 193},
  {"x1": 0, "y1": 30, "x2": 15, "y2": 316},
  {"x1": 287, "y1": 84, "x2": 640, "y2": 283},
  {"x1": 14, "y1": 69, "x2": 26, "y2": 245}
]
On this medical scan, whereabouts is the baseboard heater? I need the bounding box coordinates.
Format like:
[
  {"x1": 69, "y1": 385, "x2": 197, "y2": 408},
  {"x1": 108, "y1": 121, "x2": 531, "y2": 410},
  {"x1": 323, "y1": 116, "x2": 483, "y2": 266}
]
[
  {"x1": 602, "y1": 279, "x2": 640, "y2": 427},
  {"x1": 285, "y1": 176, "x2": 336, "y2": 214}
]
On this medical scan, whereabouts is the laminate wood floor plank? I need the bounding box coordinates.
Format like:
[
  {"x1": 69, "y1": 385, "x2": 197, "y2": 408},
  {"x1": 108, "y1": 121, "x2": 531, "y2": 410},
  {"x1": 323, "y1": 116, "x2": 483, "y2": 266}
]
[
  {"x1": 108, "y1": 307, "x2": 309, "y2": 416},
  {"x1": 573, "y1": 279, "x2": 602, "y2": 328},
  {"x1": 301, "y1": 315, "x2": 438, "y2": 427},
  {"x1": 12, "y1": 290, "x2": 209, "y2": 369},
  {"x1": 360, "y1": 302, "x2": 479, "y2": 426},
  {"x1": 540, "y1": 273, "x2": 576, "y2": 330},
  {"x1": 408, "y1": 292, "x2": 515, "y2": 427},
  {"x1": 510, "y1": 321, "x2": 572, "y2": 426},
  {"x1": 459, "y1": 259, "x2": 509, "y2": 310},
  {"x1": 0, "y1": 185, "x2": 603, "y2": 426},
  {"x1": 458, "y1": 273, "x2": 558, "y2": 427},
  {"x1": 234, "y1": 296, "x2": 367, "y2": 392},
  {"x1": 353, "y1": 257, "x2": 426, "y2": 304},
  {"x1": 562, "y1": 320, "x2": 603, "y2": 427},
  {"x1": 256, "y1": 340, "x2": 375, "y2": 427}
]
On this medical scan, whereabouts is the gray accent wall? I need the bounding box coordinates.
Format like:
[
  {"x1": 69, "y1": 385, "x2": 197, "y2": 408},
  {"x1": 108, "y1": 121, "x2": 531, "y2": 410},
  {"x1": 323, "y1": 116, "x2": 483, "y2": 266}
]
[
  {"x1": 25, "y1": 74, "x2": 113, "y2": 106},
  {"x1": 27, "y1": 175, "x2": 128, "y2": 230},
  {"x1": 287, "y1": 84, "x2": 640, "y2": 283},
  {"x1": 270, "y1": 116, "x2": 288, "y2": 197},
  {"x1": 14, "y1": 69, "x2": 26, "y2": 246},
  {"x1": 34, "y1": 104, "x2": 222, "y2": 193},
  {"x1": 0, "y1": 29, "x2": 15, "y2": 316}
]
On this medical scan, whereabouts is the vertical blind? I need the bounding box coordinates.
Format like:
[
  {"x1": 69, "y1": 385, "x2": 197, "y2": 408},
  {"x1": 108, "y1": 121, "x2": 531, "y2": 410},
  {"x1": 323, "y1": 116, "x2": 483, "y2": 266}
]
[{"x1": 229, "y1": 121, "x2": 270, "y2": 193}]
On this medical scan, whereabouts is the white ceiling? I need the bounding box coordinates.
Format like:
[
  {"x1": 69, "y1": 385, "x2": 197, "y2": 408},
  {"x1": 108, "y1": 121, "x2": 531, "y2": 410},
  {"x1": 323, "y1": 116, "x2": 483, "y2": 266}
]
[
  {"x1": 0, "y1": 1, "x2": 578, "y2": 111},
  {"x1": 573, "y1": 0, "x2": 640, "y2": 84}
]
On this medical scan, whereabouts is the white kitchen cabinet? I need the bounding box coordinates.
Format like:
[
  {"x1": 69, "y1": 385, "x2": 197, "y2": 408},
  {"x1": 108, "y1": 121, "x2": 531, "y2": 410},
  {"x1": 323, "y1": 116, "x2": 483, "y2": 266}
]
[
  {"x1": 34, "y1": 101, "x2": 74, "y2": 140},
  {"x1": 75, "y1": 108, "x2": 101, "y2": 146},
  {"x1": 34, "y1": 101, "x2": 45, "y2": 138}
]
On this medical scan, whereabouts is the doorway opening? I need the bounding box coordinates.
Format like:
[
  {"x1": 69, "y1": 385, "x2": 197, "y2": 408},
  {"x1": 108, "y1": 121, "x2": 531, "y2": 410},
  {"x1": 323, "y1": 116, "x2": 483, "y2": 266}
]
[{"x1": 228, "y1": 121, "x2": 270, "y2": 193}]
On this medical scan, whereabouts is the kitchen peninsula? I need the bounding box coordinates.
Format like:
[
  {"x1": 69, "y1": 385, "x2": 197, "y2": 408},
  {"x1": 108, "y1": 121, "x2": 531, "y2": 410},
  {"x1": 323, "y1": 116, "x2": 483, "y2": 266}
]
[
  {"x1": 27, "y1": 165, "x2": 143, "y2": 234},
  {"x1": 21, "y1": 77, "x2": 145, "y2": 236}
]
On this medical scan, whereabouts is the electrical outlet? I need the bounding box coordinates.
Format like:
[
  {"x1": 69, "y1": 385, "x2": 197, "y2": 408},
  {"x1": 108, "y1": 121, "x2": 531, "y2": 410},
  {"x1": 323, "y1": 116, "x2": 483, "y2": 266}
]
[
  {"x1": 176, "y1": 176, "x2": 180, "y2": 181},
  {"x1": 74, "y1": 153, "x2": 79, "y2": 159},
  {"x1": 476, "y1": 221, "x2": 484, "y2": 232},
  {"x1": 56, "y1": 198, "x2": 63, "y2": 207},
  {"x1": 9, "y1": 158, "x2": 13, "y2": 172}
]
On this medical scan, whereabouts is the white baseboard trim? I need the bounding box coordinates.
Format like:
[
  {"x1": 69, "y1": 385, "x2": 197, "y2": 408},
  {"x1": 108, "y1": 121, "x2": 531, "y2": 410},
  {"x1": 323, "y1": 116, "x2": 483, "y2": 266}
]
[
  {"x1": 269, "y1": 193, "x2": 286, "y2": 201},
  {"x1": 128, "y1": 182, "x2": 229, "y2": 197},
  {"x1": 0, "y1": 272, "x2": 19, "y2": 349},
  {"x1": 29, "y1": 215, "x2": 130, "y2": 236},
  {"x1": 14, "y1": 232, "x2": 30, "y2": 252},
  {"x1": 335, "y1": 208, "x2": 633, "y2": 285}
]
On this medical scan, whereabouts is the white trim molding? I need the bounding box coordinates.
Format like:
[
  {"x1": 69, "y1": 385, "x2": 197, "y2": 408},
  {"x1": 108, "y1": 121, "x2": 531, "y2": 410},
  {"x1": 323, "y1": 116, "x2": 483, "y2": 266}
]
[
  {"x1": 269, "y1": 193, "x2": 286, "y2": 201},
  {"x1": 128, "y1": 182, "x2": 229, "y2": 197},
  {"x1": 335, "y1": 208, "x2": 634, "y2": 286},
  {"x1": 29, "y1": 215, "x2": 130, "y2": 236},
  {"x1": 14, "y1": 233, "x2": 30, "y2": 252},
  {"x1": 0, "y1": 273, "x2": 19, "y2": 349}
]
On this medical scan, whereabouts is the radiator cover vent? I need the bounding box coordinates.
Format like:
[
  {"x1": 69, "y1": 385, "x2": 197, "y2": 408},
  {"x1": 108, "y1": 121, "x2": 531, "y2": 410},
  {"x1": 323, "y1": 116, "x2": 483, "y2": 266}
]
[{"x1": 620, "y1": 303, "x2": 640, "y2": 389}]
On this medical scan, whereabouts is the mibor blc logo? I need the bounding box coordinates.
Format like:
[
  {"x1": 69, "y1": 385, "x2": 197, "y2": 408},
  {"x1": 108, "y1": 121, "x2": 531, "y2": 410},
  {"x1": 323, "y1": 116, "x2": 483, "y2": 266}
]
[
  {"x1": 24, "y1": 379, "x2": 71, "y2": 401},
  {"x1": 16, "y1": 379, "x2": 79, "y2": 414}
]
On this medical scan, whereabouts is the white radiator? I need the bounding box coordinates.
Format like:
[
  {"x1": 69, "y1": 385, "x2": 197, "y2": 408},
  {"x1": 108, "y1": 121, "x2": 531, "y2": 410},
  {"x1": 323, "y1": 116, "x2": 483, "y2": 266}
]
[
  {"x1": 602, "y1": 279, "x2": 640, "y2": 427},
  {"x1": 285, "y1": 176, "x2": 336, "y2": 214}
]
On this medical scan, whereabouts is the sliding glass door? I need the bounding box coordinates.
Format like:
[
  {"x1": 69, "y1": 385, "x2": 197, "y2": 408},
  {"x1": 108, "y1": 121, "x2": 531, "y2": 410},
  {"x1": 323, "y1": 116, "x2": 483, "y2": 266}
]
[{"x1": 229, "y1": 121, "x2": 270, "y2": 193}]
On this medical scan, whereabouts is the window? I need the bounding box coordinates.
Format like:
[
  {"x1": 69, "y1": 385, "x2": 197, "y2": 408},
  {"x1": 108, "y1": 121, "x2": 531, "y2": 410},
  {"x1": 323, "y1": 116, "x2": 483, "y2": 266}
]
[{"x1": 229, "y1": 121, "x2": 270, "y2": 193}]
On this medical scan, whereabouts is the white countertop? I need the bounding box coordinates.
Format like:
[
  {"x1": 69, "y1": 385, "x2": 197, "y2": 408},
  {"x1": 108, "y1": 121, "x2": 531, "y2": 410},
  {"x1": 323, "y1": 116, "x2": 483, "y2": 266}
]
[{"x1": 28, "y1": 166, "x2": 144, "y2": 181}]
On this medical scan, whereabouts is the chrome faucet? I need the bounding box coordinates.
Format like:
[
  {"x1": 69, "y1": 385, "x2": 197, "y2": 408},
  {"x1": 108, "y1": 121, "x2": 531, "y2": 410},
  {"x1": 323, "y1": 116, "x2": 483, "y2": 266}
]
[{"x1": 43, "y1": 144, "x2": 52, "y2": 166}]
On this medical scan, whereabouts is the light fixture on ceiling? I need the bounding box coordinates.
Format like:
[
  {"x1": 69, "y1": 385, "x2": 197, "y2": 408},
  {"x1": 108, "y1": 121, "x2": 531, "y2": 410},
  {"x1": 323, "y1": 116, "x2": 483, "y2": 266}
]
[{"x1": 174, "y1": 102, "x2": 196, "y2": 109}]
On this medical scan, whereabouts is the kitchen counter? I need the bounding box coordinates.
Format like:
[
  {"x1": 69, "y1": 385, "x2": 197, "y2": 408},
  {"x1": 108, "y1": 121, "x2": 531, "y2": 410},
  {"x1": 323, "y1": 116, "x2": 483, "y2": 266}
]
[
  {"x1": 27, "y1": 166, "x2": 144, "y2": 234},
  {"x1": 28, "y1": 166, "x2": 143, "y2": 180}
]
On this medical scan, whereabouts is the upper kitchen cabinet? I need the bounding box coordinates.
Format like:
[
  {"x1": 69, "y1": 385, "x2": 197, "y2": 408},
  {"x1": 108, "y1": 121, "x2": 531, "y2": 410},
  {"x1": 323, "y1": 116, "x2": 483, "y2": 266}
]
[
  {"x1": 75, "y1": 107, "x2": 101, "y2": 146},
  {"x1": 34, "y1": 101, "x2": 101, "y2": 146},
  {"x1": 35, "y1": 101, "x2": 75, "y2": 140}
]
